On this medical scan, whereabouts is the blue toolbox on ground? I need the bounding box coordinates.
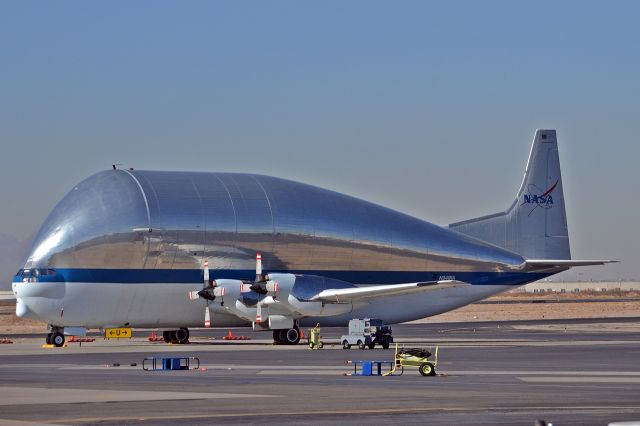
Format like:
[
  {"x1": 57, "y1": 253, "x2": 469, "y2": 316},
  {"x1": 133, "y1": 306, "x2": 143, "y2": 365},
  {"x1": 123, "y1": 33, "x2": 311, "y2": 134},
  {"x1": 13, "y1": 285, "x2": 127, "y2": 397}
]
[
  {"x1": 143, "y1": 357, "x2": 200, "y2": 371},
  {"x1": 344, "y1": 360, "x2": 394, "y2": 376}
]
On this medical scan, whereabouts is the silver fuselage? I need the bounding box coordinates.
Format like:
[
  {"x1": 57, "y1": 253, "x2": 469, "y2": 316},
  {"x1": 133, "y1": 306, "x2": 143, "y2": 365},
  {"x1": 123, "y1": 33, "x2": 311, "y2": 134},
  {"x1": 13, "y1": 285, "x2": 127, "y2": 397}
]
[{"x1": 13, "y1": 170, "x2": 550, "y2": 328}]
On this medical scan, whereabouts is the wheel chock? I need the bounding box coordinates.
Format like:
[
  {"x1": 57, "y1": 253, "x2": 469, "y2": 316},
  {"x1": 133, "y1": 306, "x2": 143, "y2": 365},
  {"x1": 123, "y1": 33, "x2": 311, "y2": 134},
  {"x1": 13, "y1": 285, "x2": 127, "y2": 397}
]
[
  {"x1": 222, "y1": 330, "x2": 251, "y2": 340},
  {"x1": 68, "y1": 336, "x2": 96, "y2": 343},
  {"x1": 41, "y1": 343, "x2": 67, "y2": 348},
  {"x1": 147, "y1": 331, "x2": 164, "y2": 342}
]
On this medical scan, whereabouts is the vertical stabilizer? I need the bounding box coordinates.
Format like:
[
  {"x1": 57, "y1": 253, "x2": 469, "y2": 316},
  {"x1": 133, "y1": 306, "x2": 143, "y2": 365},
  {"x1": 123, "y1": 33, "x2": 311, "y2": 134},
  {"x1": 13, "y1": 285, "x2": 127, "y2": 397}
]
[{"x1": 449, "y1": 129, "x2": 570, "y2": 259}]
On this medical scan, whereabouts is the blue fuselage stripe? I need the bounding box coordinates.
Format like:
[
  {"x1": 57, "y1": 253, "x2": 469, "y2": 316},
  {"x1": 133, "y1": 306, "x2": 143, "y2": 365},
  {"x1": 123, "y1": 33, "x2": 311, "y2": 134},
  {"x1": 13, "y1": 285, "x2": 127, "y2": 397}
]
[{"x1": 13, "y1": 268, "x2": 551, "y2": 287}]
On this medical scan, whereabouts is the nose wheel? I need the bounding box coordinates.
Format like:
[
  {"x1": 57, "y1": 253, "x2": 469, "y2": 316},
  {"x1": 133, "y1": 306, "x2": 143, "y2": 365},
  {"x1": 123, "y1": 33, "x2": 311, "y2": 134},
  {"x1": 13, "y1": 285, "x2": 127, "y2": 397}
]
[
  {"x1": 45, "y1": 330, "x2": 65, "y2": 347},
  {"x1": 46, "y1": 326, "x2": 66, "y2": 347}
]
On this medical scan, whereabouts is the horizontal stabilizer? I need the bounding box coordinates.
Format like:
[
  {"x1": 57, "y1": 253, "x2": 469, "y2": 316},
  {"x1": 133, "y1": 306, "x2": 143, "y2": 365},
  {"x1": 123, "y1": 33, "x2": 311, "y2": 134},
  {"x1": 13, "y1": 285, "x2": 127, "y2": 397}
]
[
  {"x1": 310, "y1": 280, "x2": 470, "y2": 303},
  {"x1": 524, "y1": 259, "x2": 618, "y2": 271}
]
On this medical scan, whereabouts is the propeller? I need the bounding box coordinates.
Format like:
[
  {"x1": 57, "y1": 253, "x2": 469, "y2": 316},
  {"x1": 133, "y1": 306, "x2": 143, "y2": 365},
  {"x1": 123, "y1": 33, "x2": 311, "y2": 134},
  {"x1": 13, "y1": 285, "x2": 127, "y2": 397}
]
[
  {"x1": 189, "y1": 260, "x2": 226, "y2": 327},
  {"x1": 187, "y1": 260, "x2": 215, "y2": 327},
  {"x1": 189, "y1": 260, "x2": 224, "y2": 302},
  {"x1": 250, "y1": 253, "x2": 279, "y2": 323},
  {"x1": 249, "y1": 253, "x2": 279, "y2": 295}
]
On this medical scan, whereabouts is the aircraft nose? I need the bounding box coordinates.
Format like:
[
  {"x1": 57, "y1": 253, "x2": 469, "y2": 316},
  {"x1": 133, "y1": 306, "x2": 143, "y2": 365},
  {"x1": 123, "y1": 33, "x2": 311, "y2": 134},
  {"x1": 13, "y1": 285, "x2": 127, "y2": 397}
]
[
  {"x1": 15, "y1": 296, "x2": 35, "y2": 319},
  {"x1": 13, "y1": 280, "x2": 65, "y2": 299},
  {"x1": 12, "y1": 269, "x2": 65, "y2": 322}
]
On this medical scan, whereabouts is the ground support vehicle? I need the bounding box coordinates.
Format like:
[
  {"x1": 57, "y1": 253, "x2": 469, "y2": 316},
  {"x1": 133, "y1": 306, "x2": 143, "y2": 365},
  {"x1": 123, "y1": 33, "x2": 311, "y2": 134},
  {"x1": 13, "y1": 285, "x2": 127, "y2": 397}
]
[
  {"x1": 308, "y1": 324, "x2": 324, "y2": 349},
  {"x1": 341, "y1": 318, "x2": 393, "y2": 349},
  {"x1": 383, "y1": 344, "x2": 439, "y2": 376}
]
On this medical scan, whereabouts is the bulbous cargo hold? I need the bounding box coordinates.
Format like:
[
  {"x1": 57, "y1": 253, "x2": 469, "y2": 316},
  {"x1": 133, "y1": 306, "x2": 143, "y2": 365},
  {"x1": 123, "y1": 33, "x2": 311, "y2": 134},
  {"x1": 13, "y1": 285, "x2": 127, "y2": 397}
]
[{"x1": 24, "y1": 169, "x2": 524, "y2": 284}]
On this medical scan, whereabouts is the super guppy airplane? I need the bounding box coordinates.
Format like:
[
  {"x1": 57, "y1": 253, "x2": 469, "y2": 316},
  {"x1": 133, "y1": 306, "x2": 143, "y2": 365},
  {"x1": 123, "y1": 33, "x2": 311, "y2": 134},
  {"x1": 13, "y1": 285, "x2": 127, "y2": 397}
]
[{"x1": 13, "y1": 130, "x2": 614, "y2": 346}]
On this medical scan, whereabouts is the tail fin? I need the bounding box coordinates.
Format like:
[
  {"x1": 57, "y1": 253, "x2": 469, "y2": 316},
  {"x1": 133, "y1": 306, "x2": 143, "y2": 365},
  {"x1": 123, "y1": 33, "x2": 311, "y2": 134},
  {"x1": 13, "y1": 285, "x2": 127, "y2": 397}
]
[{"x1": 449, "y1": 129, "x2": 570, "y2": 260}]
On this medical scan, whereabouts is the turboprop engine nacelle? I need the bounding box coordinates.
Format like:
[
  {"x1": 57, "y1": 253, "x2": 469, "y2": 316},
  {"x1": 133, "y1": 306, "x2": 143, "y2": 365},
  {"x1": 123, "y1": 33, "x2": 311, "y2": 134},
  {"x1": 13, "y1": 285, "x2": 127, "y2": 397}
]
[{"x1": 207, "y1": 279, "x2": 255, "y2": 321}]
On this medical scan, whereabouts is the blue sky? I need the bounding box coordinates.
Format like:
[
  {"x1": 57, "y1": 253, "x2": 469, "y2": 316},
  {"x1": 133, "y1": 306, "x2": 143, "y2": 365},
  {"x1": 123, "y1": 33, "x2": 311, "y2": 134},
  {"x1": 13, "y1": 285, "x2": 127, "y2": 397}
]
[{"x1": 1, "y1": 1, "x2": 638, "y2": 281}]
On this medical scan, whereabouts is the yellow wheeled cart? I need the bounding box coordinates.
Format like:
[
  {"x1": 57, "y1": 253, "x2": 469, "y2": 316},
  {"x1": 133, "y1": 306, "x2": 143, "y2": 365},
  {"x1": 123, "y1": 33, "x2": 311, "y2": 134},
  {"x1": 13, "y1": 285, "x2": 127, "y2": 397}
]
[
  {"x1": 383, "y1": 344, "x2": 439, "y2": 376},
  {"x1": 308, "y1": 323, "x2": 324, "y2": 349}
]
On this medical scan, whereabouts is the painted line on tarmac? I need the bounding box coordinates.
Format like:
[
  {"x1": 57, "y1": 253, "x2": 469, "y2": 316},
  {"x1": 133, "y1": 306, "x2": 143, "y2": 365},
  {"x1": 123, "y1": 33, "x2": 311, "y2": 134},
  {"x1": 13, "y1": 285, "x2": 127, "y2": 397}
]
[
  {"x1": 0, "y1": 386, "x2": 279, "y2": 406},
  {"x1": 38, "y1": 405, "x2": 640, "y2": 424},
  {"x1": 255, "y1": 369, "x2": 640, "y2": 376},
  {"x1": 257, "y1": 370, "x2": 343, "y2": 375},
  {"x1": 518, "y1": 376, "x2": 640, "y2": 384},
  {"x1": 448, "y1": 370, "x2": 640, "y2": 376}
]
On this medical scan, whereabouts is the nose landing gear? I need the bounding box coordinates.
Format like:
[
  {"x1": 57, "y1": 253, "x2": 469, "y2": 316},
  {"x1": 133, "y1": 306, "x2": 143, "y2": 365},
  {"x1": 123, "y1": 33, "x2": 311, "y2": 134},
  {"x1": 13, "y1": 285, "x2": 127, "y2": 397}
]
[{"x1": 46, "y1": 326, "x2": 65, "y2": 347}]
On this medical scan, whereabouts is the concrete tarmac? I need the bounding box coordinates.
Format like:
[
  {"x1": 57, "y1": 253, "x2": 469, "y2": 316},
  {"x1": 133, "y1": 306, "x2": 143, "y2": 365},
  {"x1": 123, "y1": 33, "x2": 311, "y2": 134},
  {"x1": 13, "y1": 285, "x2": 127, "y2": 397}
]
[{"x1": 1, "y1": 319, "x2": 640, "y2": 425}]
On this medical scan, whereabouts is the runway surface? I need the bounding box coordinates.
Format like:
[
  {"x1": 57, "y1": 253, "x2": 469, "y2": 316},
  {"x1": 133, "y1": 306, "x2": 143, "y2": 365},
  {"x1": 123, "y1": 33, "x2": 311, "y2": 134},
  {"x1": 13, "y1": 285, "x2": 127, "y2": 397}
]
[{"x1": 1, "y1": 318, "x2": 640, "y2": 425}]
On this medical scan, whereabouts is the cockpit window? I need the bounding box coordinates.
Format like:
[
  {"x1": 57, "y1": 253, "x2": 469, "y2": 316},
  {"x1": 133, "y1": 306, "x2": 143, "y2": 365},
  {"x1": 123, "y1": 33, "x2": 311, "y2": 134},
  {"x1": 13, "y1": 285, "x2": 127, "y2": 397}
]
[{"x1": 17, "y1": 268, "x2": 56, "y2": 278}]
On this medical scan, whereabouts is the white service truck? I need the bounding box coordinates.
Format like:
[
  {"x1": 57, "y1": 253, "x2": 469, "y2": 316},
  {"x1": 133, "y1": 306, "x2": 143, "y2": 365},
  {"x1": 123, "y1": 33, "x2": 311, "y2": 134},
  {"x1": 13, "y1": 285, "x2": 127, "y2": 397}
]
[{"x1": 341, "y1": 318, "x2": 393, "y2": 349}]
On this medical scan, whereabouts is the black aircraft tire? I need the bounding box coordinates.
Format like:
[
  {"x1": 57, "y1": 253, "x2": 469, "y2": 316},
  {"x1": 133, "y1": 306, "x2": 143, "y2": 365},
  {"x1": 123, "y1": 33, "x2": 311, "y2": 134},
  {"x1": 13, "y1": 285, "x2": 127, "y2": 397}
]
[
  {"x1": 382, "y1": 342, "x2": 390, "y2": 349},
  {"x1": 45, "y1": 333, "x2": 52, "y2": 345},
  {"x1": 51, "y1": 332, "x2": 65, "y2": 347},
  {"x1": 162, "y1": 331, "x2": 172, "y2": 343},
  {"x1": 175, "y1": 328, "x2": 189, "y2": 344},
  {"x1": 368, "y1": 343, "x2": 375, "y2": 349},
  {"x1": 273, "y1": 329, "x2": 285, "y2": 344},
  {"x1": 284, "y1": 327, "x2": 300, "y2": 345}
]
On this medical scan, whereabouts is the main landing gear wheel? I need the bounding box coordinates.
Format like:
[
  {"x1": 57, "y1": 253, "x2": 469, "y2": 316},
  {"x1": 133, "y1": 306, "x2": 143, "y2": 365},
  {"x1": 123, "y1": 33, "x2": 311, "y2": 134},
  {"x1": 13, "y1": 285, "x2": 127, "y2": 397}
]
[
  {"x1": 273, "y1": 327, "x2": 300, "y2": 345},
  {"x1": 284, "y1": 327, "x2": 301, "y2": 345},
  {"x1": 162, "y1": 330, "x2": 177, "y2": 344},
  {"x1": 51, "y1": 332, "x2": 65, "y2": 347},
  {"x1": 45, "y1": 333, "x2": 52, "y2": 345},
  {"x1": 175, "y1": 328, "x2": 189, "y2": 344},
  {"x1": 273, "y1": 329, "x2": 285, "y2": 344}
]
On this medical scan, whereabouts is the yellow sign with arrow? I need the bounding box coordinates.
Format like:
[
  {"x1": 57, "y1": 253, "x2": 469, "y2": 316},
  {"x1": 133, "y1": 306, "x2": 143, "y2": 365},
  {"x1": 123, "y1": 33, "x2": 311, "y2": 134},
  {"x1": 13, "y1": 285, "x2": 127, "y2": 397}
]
[{"x1": 104, "y1": 327, "x2": 132, "y2": 339}]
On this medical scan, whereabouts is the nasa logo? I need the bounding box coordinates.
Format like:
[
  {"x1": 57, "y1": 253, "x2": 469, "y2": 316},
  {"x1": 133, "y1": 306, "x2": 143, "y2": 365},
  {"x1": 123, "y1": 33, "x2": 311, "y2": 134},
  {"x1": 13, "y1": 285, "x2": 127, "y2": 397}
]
[
  {"x1": 521, "y1": 179, "x2": 559, "y2": 216},
  {"x1": 523, "y1": 193, "x2": 554, "y2": 206}
]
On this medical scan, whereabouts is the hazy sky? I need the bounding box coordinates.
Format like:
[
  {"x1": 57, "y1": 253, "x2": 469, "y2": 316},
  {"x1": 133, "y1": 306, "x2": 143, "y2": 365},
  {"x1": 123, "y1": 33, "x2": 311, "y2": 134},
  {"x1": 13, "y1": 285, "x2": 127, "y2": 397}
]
[{"x1": 1, "y1": 1, "x2": 638, "y2": 280}]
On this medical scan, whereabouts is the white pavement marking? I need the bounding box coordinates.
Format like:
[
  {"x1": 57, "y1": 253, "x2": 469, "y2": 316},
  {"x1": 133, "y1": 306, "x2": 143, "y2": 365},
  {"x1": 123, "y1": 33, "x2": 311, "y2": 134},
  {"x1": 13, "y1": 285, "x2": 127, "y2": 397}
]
[
  {"x1": 257, "y1": 370, "x2": 344, "y2": 375},
  {"x1": 518, "y1": 377, "x2": 640, "y2": 384},
  {"x1": 512, "y1": 323, "x2": 640, "y2": 333},
  {"x1": 0, "y1": 386, "x2": 279, "y2": 406},
  {"x1": 259, "y1": 369, "x2": 640, "y2": 376},
  {"x1": 55, "y1": 364, "x2": 348, "y2": 371},
  {"x1": 448, "y1": 370, "x2": 640, "y2": 376},
  {"x1": 0, "y1": 420, "x2": 58, "y2": 426}
]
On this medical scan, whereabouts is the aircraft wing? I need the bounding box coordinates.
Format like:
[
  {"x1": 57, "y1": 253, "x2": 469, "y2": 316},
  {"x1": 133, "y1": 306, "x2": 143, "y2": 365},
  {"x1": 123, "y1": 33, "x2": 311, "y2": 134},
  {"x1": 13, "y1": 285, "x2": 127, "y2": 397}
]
[
  {"x1": 309, "y1": 280, "x2": 470, "y2": 303},
  {"x1": 524, "y1": 259, "x2": 618, "y2": 270}
]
